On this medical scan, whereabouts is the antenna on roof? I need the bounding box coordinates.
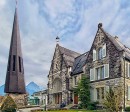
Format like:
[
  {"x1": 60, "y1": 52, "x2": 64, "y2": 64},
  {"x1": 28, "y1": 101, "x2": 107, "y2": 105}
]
[{"x1": 56, "y1": 36, "x2": 60, "y2": 44}]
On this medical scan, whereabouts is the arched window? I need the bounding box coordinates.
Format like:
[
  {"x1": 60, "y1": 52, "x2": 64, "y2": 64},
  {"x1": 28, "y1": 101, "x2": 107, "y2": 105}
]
[{"x1": 53, "y1": 78, "x2": 62, "y2": 93}]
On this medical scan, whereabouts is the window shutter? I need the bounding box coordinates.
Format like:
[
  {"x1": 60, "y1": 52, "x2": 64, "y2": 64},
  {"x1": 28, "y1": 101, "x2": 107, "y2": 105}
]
[
  {"x1": 93, "y1": 49, "x2": 96, "y2": 61},
  {"x1": 90, "y1": 68, "x2": 94, "y2": 81},
  {"x1": 90, "y1": 88, "x2": 94, "y2": 101},
  {"x1": 105, "y1": 86, "x2": 109, "y2": 96},
  {"x1": 94, "y1": 88, "x2": 97, "y2": 101},
  {"x1": 104, "y1": 64, "x2": 109, "y2": 78},
  {"x1": 126, "y1": 63, "x2": 129, "y2": 77},
  {"x1": 128, "y1": 64, "x2": 130, "y2": 77},
  {"x1": 128, "y1": 86, "x2": 130, "y2": 100},
  {"x1": 102, "y1": 43, "x2": 106, "y2": 57},
  {"x1": 97, "y1": 68, "x2": 100, "y2": 80}
]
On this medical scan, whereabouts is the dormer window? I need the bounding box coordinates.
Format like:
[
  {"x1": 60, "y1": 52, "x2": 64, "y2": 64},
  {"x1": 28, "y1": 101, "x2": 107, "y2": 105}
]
[{"x1": 93, "y1": 43, "x2": 106, "y2": 61}]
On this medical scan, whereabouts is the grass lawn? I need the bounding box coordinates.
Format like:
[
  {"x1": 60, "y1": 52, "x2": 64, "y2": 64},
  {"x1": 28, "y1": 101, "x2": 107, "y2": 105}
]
[{"x1": 35, "y1": 110, "x2": 104, "y2": 112}]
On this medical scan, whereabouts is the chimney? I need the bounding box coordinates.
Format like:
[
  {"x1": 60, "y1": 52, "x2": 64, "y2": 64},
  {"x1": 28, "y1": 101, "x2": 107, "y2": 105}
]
[
  {"x1": 98, "y1": 23, "x2": 103, "y2": 28},
  {"x1": 115, "y1": 36, "x2": 119, "y2": 40}
]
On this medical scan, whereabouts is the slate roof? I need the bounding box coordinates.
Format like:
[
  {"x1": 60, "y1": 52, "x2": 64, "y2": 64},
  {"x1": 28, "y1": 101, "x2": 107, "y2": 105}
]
[
  {"x1": 58, "y1": 45, "x2": 80, "y2": 67},
  {"x1": 71, "y1": 52, "x2": 89, "y2": 76},
  {"x1": 101, "y1": 27, "x2": 130, "y2": 60}
]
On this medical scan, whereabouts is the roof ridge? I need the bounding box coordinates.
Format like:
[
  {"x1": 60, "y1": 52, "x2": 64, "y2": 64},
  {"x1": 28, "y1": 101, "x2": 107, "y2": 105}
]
[
  {"x1": 75, "y1": 51, "x2": 89, "y2": 59},
  {"x1": 100, "y1": 27, "x2": 130, "y2": 54},
  {"x1": 59, "y1": 45, "x2": 81, "y2": 55}
]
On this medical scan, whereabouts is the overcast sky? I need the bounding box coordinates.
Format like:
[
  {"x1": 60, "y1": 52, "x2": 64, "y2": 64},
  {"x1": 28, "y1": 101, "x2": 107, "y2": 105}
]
[{"x1": 0, "y1": 0, "x2": 130, "y2": 88}]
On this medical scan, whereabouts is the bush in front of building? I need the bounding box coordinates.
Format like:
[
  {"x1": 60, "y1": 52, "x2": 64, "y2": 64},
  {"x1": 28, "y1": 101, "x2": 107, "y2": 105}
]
[
  {"x1": 103, "y1": 86, "x2": 123, "y2": 112},
  {"x1": 125, "y1": 107, "x2": 130, "y2": 111},
  {"x1": 87, "y1": 101, "x2": 99, "y2": 110},
  {"x1": 74, "y1": 76, "x2": 90, "y2": 109},
  {"x1": 1, "y1": 95, "x2": 17, "y2": 112}
]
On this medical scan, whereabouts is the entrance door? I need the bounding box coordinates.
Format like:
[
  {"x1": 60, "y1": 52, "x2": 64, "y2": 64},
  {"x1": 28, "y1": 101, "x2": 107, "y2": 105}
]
[
  {"x1": 74, "y1": 94, "x2": 78, "y2": 104},
  {"x1": 59, "y1": 93, "x2": 62, "y2": 104}
]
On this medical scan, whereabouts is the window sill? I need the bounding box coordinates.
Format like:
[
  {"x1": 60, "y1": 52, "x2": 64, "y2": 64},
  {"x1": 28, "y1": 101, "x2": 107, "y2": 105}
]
[
  {"x1": 90, "y1": 78, "x2": 109, "y2": 82},
  {"x1": 93, "y1": 57, "x2": 106, "y2": 62}
]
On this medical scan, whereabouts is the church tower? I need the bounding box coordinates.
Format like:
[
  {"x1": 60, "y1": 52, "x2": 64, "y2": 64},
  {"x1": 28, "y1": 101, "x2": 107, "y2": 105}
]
[{"x1": 4, "y1": 1, "x2": 26, "y2": 94}]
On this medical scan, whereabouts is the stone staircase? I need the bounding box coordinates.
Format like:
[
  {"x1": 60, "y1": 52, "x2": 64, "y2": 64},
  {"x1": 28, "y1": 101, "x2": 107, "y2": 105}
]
[
  {"x1": 64, "y1": 104, "x2": 76, "y2": 109},
  {"x1": 46, "y1": 104, "x2": 60, "y2": 110},
  {"x1": 47, "y1": 103, "x2": 78, "y2": 110}
]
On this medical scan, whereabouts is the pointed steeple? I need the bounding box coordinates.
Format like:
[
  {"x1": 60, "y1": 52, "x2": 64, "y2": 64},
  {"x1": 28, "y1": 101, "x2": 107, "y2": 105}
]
[{"x1": 4, "y1": 2, "x2": 26, "y2": 94}]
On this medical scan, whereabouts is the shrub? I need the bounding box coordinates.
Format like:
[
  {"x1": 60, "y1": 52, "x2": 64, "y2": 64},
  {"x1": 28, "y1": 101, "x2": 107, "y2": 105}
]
[
  {"x1": 87, "y1": 101, "x2": 99, "y2": 110},
  {"x1": 125, "y1": 107, "x2": 130, "y2": 111},
  {"x1": 103, "y1": 86, "x2": 123, "y2": 112},
  {"x1": 78, "y1": 104, "x2": 82, "y2": 109},
  {"x1": 1, "y1": 95, "x2": 17, "y2": 112},
  {"x1": 74, "y1": 76, "x2": 90, "y2": 109}
]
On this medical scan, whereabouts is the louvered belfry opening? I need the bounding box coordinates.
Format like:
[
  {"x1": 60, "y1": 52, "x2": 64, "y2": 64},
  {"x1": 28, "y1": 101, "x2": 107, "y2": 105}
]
[{"x1": 4, "y1": 6, "x2": 26, "y2": 94}]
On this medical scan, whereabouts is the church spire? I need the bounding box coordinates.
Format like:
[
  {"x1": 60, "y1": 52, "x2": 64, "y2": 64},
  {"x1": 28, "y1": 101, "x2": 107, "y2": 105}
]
[
  {"x1": 16, "y1": 0, "x2": 18, "y2": 8},
  {"x1": 4, "y1": 1, "x2": 26, "y2": 94}
]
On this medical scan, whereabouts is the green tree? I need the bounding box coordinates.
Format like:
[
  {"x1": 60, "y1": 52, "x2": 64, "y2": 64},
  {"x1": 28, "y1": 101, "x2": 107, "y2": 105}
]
[
  {"x1": 103, "y1": 86, "x2": 123, "y2": 112},
  {"x1": 1, "y1": 95, "x2": 17, "y2": 112},
  {"x1": 74, "y1": 76, "x2": 90, "y2": 109}
]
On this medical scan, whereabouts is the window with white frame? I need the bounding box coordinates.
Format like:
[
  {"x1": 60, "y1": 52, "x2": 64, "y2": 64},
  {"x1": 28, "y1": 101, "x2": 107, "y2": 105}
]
[
  {"x1": 96, "y1": 88, "x2": 100, "y2": 100},
  {"x1": 96, "y1": 66, "x2": 104, "y2": 80},
  {"x1": 101, "y1": 87, "x2": 104, "y2": 99},
  {"x1": 98, "y1": 48, "x2": 103, "y2": 59},
  {"x1": 93, "y1": 43, "x2": 106, "y2": 61},
  {"x1": 90, "y1": 64, "x2": 109, "y2": 81},
  {"x1": 95, "y1": 87, "x2": 105, "y2": 101},
  {"x1": 128, "y1": 86, "x2": 130, "y2": 100}
]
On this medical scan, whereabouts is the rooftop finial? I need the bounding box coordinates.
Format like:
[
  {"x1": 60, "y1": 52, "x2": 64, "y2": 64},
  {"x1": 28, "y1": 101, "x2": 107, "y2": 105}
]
[
  {"x1": 56, "y1": 36, "x2": 60, "y2": 44},
  {"x1": 98, "y1": 23, "x2": 102, "y2": 28}
]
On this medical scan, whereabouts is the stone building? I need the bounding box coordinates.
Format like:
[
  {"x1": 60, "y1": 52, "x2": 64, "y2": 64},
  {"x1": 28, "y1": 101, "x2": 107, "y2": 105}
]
[
  {"x1": 31, "y1": 90, "x2": 48, "y2": 106},
  {"x1": 47, "y1": 43, "x2": 80, "y2": 108},
  {"x1": 47, "y1": 23, "x2": 130, "y2": 108},
  {"x1": 86, "y1": 23, "x2": 130, "y2": 106}
]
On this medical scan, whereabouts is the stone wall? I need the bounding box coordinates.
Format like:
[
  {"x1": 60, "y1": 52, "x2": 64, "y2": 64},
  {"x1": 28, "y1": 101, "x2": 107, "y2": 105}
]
[
  {"x1": 8, "y1": 93, "x2": 28, "y2": 108},
  {"x1": 48, "y1": 45, "x2": 70, "y2": 105},
  {"x1": 86, "y1": 28, "x2": 122, "y2": 79},
  {"x1": 84, "y1": 26, "x2": 130, "y2": 107}
]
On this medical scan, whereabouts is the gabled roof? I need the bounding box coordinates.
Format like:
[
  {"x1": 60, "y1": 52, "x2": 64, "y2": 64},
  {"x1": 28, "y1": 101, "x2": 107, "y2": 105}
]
[
  {"x1": 58, "y1": 45, "x2": 80, "y2": 67},
  {"x1": 100, "y1": 24, "x2": 130, "y2": 60},
  {"x1": 71, "y1": 52, "x2": 89, "y2": 76}
]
